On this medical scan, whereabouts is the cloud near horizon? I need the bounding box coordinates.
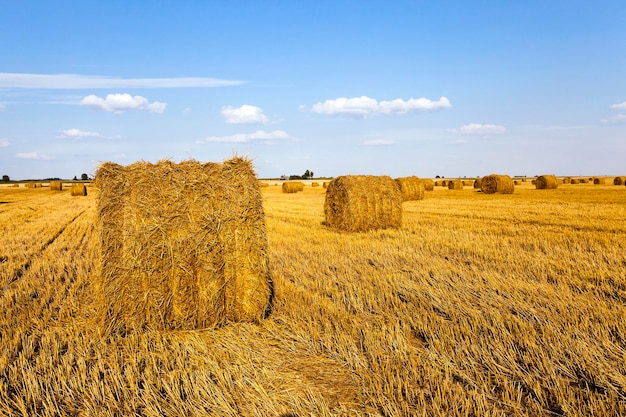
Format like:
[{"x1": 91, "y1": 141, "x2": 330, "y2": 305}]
[
  {"x1": 221, "y1": 105, "x2": 269, "y2": 124},
  {"x1": 80, "y1": 93, "x2": 167, "y2": 113},
  {"x1": 57, "y1": 128, "x2": 102, "y2": 139},
  {"x1": 311, "y1": 96, "x2": 451, "y2": 117},
  {"x1": 0, "y1": 139, "x2": 10, "y2": 147},
  {"x1": 362, "y1": 139, "x2": 398, "y2": 146},
  {"x1": 0, "y1": 73, "x2": 245, "y2": 89},
  {"x1": 199, "y1": 130, "x2": 289, "y2": 144},
  {"x1": 609, "y1": 101, "x2": 626, "y2": 110},
  {"x1": 457, "y1": 123, "x2": 507, "y2": 135},
  {"x1": 15, "y1": 152, "x2": 54, "y2": 160}
]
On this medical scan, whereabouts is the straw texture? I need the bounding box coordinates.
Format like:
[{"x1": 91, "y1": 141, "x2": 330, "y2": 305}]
[{"x1": 95, "y1": 157, "x2": 272, "y2": 334}]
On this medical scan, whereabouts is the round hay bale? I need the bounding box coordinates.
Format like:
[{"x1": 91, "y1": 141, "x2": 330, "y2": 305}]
[
  {"x1": 311, "y1": 182, "x2": 320, "y2": 187},
  {"x1": 480, "y1": 174, "x2": 514, "y2": 194},
  {"x1": 282, "y1": 181, "x2": 304, "y2": 193},
  {"x1": 579, "y1": 178, "x2": 588, "y2": 184},
  {"x1": 258, "y1": 182, "x2": 270, "y2": 188},
  {"x1": 535, "y1": 175, "x2": 558, "y2": 190},
  {"x1": 395, "y1": 176, "x2": 425, "y2": 201},
  {"x1": 70, "y1": 183, "x2": 88, "y2": 196},
  {"x1": 473, "y1": 178, "x2": 482, "y2": 189},
  {"x1": 421, "y1": 179, "x2": 435, "y2": 191},
  {"x1": 514, "y1": 180, "x2": 519, "y2": 186},
  {"x1": 448, "y1": 179, "x2": 463, "y2": 190},
  {"x1": 593, "y1": 177, "x2": 606, "y2": 185},
  {"x1": 563, "y1": 177, "x2": 571, "y2": 184},
  {"x1": 434, "y1": 181, "x2": 441, "y2": 187},
  {"x1": 323, "y1": 181, "x2": 329, "y2": 188},
  {"x1": 50, "y1": 181, "x2": 63, "y2": 191},
  {"x1": 531, "y1": 179, "x2": 536, "y2": 185},
  {"x1": 571, "y1": 178, "x2": 580, "y2": 184},
  {"x1": 95, "y1": 157, "x2": 272, "y2": 333},
  {"x1": 324, "y1": 175, "x2": 402, "y2": 232},
  {"x1": 613, "y1": 176, "x2": 626, "y2": 185}
]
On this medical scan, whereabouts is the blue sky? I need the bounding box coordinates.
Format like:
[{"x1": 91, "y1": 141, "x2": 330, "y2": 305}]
[{"x1": 1, "y1": 1, "x2": 625, "y2": 179}]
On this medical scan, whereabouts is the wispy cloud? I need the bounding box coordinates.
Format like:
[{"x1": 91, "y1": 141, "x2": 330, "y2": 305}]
[
  {"x1": 610, "y1": 101, "x2": 626, "y2": 110},
  {"x1": 221, "y1": 105, "x2": 269, "y2": 124},
  {"x1": 362, "y1": 139, "x2": 398, "y2": 146},
  {"x1": 0, "y1": 73, "x2": 245, "y2": 89},
  {"x1": 199, "y1": 130, "x2": 289, "y2": 144},
  {"x1": 81, "y1": 93, "x2": 167, "y2": 113},
  {"x1": 310, "y1": 96, "x2": 451, "y2": 117},
  {"x1": 0, "y1": 103, "x2": 5, "y2": 111},
  {"x1": 602, "y1": 114, "x2": 626, "y2": 124},
  {"x1": 57, "y1": 128, "x2": 102, "y2": 139},
  {"x1": 15, "y1": 152, "x2": 54, "y2": 160},
  {"x1": 454, "y1": 123, "x2": 507, "y2": 135},
  {"x1": 0, "y1": 139, "x2": 10, "y2": 147}
]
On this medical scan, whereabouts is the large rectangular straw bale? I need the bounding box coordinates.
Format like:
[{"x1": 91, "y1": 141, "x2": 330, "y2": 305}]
[
  {"x1": 95, "y1": 157, "x2": 272, "y2": 333},
  {"x1": 324, "y1": 175, "x2": 402, "y2": 232},
  {"x1": 395, "y1": 176, "x2": 425, "y2": 201}
]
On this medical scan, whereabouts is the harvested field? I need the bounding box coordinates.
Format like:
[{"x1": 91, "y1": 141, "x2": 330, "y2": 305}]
[{"x1": 1, "y1": 182, "x2": 625, "y2": 416}]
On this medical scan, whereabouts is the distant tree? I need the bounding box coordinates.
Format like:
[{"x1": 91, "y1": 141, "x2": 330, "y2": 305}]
[
  {"x1": 289, "y1": 174, "x2": 302, "y2": 180},
  {"x1": 81, "y1": 173, "x2": 89, "y2": 180},
  {"x1": 1, "y1": 175, "x2": 9, "y2": 182},
  {"x1": 302, "y1": 170, "x2": 314, "y2": 179},
  {"x1": 73, "y1": 176, "x2": 78, "y2": 181},
  {"x1": 435, "y1": 175, "x2": 440, "y2": 178}
]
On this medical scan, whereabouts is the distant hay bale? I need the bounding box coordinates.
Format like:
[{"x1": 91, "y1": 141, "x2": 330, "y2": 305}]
[
  {"x1": 421, "y1": 179, "x2": 435, "y2": 191},
  {"x1": 324, "y1": 175, "x2": 402, "y2": 232},
  {"x1": 95, "y1": 157, "x2": 272, "y2": 333},
  {"x1": 473, "y1": 178, "x2": 482, "y2": 189},
  {"x1": 282, "y1": 181, "x2": 304, "y2": 193},
  {"x1": 571, "y1": 178, "x2": 580, "y2": 184},
  {"x1": 531, "y1": 179, "x2": 536, "y2": 185},
  {"x1": 593, "y1": 177, "x2": 606, "y2": 185},
  {"x1": 70, "y1": 184, "x2": 88, "y2": 196},
  {"x1": 11, "y1": 183, "x2": 20, "y2": 188},
  {"x1": 448, "y1": 179, "x2": 463, "y2": 190},
  {"x1": 579, "y1": 178, "x2": 588, "y2": 184},
  {"x1": 395, "y1": 176, "x2": 425, "y2": 201},
  {"x1": 311, "y1": 182, "x2": 320, "y2": 187},
  {"x1": 613, "y1": 176, "x2": 626, "y2": 185},
  {"x1": 49, "y1": 181, "x2": 63, "y2": 191},
  {"x1": 514, "y1": 180, "x2": 519, "y2": 185},
  {"x1": 480, "y1": 174, "x2": 514, "y2": 194},
  {"x1": 434, "y1": 181, "x2": 441, "y2": 187},
  {"x1": 258, "y1": 182, "x2": 270, "y2": 188},
  {"x1": 441, "y1": 180, "x2": 448, "y2": 187},
  {"x1": 535, "y1": 175, "x2": 558, "y2": 190},
  {"x1": 323, "y1": 182, "x2": 329, "y2": 188},
  {"x1": 563, "y1": 177, "x2": 571, "y2": 184}
]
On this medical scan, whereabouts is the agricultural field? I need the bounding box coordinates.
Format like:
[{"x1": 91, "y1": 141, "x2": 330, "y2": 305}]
[{"x1": 0, "y1": 180, "x2": 625, "y2": 416}]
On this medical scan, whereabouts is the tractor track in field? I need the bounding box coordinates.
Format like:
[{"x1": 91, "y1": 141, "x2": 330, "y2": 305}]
[{"x1": 3, "y1": 209, "x2": 87, "y2": 289}]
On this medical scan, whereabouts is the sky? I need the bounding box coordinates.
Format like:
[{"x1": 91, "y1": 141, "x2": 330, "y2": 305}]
[{"x1": 1, "y1": 1, "x2": 625, "y2": 180}]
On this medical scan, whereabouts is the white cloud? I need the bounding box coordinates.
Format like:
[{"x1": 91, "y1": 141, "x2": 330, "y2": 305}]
[
  {"x1": 80, "y1": 93, "x2": 167, "y2": 113},
  {"x1": 221, "y1": 105, "x2": 269, "y2": 124},
  {"x1": 0, "y1": 103, "x2": 5, "y2": 111},
  {"x1": 0, "y1": 73, "x2": 244, "y2": 89},
  {"x1": 199, "y1": 130, "x2": 289, "y2": 144},
  {"x1": 362, "y1": 139, "x2": 398, "y2": 146},
  {"x1": 0, "y1": 139, "x2": 10, "y2": 147},
  {"x1": 610, "y1": 101, "x2": 626, "y2": 110},
  {"x1": 15, "y1": 152, "x2": 54, "y2": 160},
  {"x1": 602, "y1": 114, "x2": 626, "y2": 124},
  {"x1": 183, "y1": 107, "x2": 191, "y2": 114},
  {"x1": 458, "y1": 123, "x2": 506, "y2": 135},
  {"x1": 57, "y1": 128, "x2": 102, "y2": 139},
  {"x1": 310, "y1": 96, "x2": 451, "y2": 117}
]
